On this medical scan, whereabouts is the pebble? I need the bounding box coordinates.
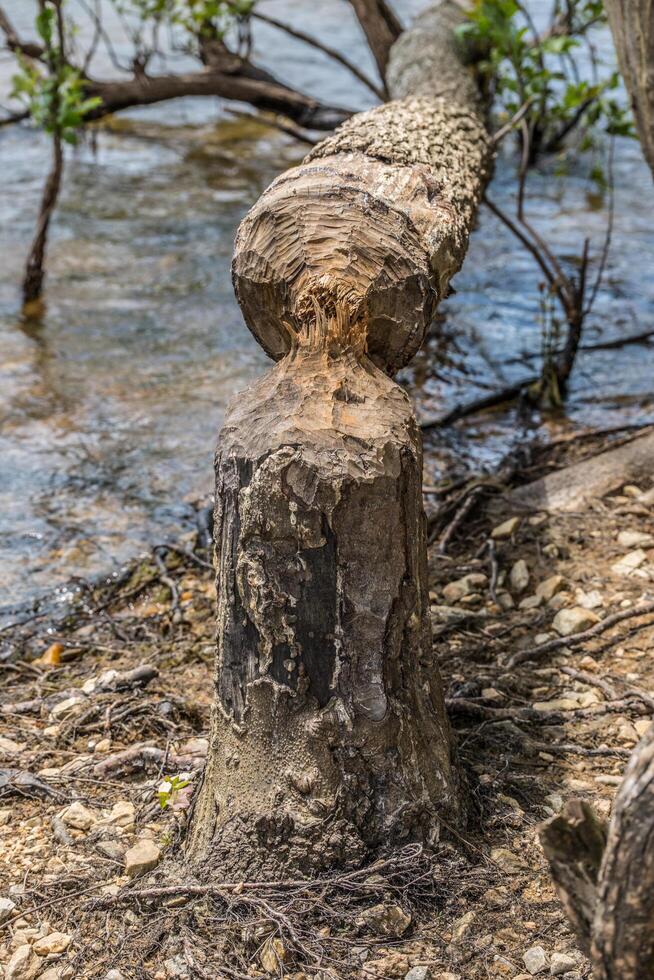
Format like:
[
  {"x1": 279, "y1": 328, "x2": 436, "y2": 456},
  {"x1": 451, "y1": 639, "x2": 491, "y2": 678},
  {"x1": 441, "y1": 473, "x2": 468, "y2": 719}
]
[
  {"x1": 491, "y1": 517, "x2": 521, "y2": 540},
  {"x1": 0, "y1": 896, "x2": 16, "y2": 922},
  {"x1": 5, "y1": 944, "x2": 42, "y2": 980},
  {"x1": 635, "y1": 719, "x2": 652, "y2": 737},
  {"x1": 497, "y1": 592, "x2": 515, "y2": 610},
  {"x1": 125, "y1": 838, "x2": 161, "y2": 877},
  {"x1": 451, "y1": 910, "x2": 475, "y2": 941},
  {"x1": 359, "y1": 903, "x2": 411, "y2": 937},
  {"x1": 552, "y1": 606, "x2": 600, "y2": 636},
  {"x1": 536, "y1": 575, "x2": 566, "y2": 602},
  {"x1": 523, "y1": 945, "x2": 548, "y2": 975},
  {"x1": 0, "y1": 736, "x2": 23, "y2": 756},
  {"x1": 618, "y1": 530, "x2": 654, "y2": 549},
  {"x1": 50, "y1": 695, "x2": 86, "y2": 720},
  {"x1": 33, "y1": 932, "x2": 71, "y2": 956},
  {"x1": 519, "y1": 595, "x2": 542, "y2": 610},
  {"x1": 510, "y1": 560, "x2": 530, "y2": 595},
  {"x1": 93, "y1": 738, "x2": 111, "y2": 754},
  {"x1": 60, "y1": 801, "x2": 96, "y2": 831},
  {"x1": 442, "y1": 573, "x2": 488, "y2": 603},
  {"x1": 611, "y1": 549, "x2": 647, "y2": 576},
  {"x1": 0, "y1": 807, "x2": 12, "y2": 825},
  {"x1": 575, "y1": 589, "x2": 603, "y2": 610},
  {"x1": 405, "y1": 969, "x2": 431, "y2": 980},
  {"x1": 102, "y1": 801, "x2": 135, "y2": 828},
  {"x1": 550, "y1": 952, "x2": 576, "y2": 976},
  {"x1": 490, "y1": 848, "x2": 527, "y2": 872}
]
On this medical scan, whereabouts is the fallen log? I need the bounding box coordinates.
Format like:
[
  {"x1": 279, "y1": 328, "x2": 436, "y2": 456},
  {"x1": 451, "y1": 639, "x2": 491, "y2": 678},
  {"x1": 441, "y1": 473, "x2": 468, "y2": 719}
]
[
  {"x1": 188, "y1": 1, "x2": 493, "y2": 879},
  {"x1": 507, "y1": 430, "x2": 654, "y2": 513},
  {"x1": 232, "y1": 1, "x2": 492, "y2": 375}
]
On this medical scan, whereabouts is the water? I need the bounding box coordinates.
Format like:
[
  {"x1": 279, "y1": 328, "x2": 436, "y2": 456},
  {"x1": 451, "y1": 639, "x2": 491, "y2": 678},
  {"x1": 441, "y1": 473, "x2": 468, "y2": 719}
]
[{"x1": 1, "y1": 1, "x2": 653, "y2": 618}]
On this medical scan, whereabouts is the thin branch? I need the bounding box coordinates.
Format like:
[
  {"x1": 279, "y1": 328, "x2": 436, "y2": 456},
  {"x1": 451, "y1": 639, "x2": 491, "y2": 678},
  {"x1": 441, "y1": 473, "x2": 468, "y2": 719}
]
[
  {"x1": 0, "y1": 5, "x2": 44, "y2": 59},
  {"x1": 584, "y1": 138, "x2": 615, "y2": 318},
  {"x1": 492, "y1": 97, "x2": 534, "y2": 145},
  {"x1": 507, "y1": 600, "x2": 654, "y2": 667},
  {"x1": 251, "y1": 11, "x2": 385, "y2": 101}
]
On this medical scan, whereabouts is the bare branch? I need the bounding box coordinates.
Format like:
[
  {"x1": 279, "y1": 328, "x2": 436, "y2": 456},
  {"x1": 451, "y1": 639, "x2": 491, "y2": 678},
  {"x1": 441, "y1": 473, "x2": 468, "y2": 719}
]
[
  {"x1": 347, "y1": 0, "x2": 402, "y2": 85},
  {"x1": 0, "y1": 5, "x2": 44, "y2": 60}
]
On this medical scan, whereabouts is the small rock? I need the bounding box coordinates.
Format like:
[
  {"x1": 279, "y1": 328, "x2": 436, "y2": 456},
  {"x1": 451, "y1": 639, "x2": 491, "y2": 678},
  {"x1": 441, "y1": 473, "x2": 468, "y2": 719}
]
[
  {"x1": 96, "y1": 840, "x2": 126, "y2": 863},
  {"x1": 497, "y1": 592, "x2": 515, "y2": 610},
  {"x1": 33, "y1": 932, "x2": 71, "y2": 956},
  {"x1": 490, "y1": 848, "x2": 527, "y2": 872},
  {"x1": 60, "y1": 801, "x2": 96, "y2": 831},
  {"x1": 0, "y1": 806, "x2": 12, "y2": 825},
  {"x1": 104, "y1": 972, "x2": 126, "y2": 980},
  {"x1": 519, "y1": 595, "x2": 543, "y2": 610},
  {"x1": 124, "y1": 838, "x2": 161, "y2": 877},
  {"x1": 50, "y1": 695, "x2": 86, "y2": 719},
  {"x1": 523, "y1": 945, "x2": 548, "y2": 975},
  {"x1": 0, "y1": 736, "x2": 23, "y2": 756},
  {"x1": 260, "y1": 937, "x2": 286, "y2": 974},
  {"x1": 536, "y1": 575, "x2": 566, "y2": 601},
  {"x1": 405, "y1": 969, "x2": 431, "y2": 980},
  {"x1": 103, "y1": 800, "x2": 135, "y2": 828},
  {"x1": 359, "y1": 903, "x2": 411, "y2": 937},
  {"x1": 452, "y1": 910, "x2": 475, "y2": 941},
  {"x1": 163, "y1": 955, "x2": 190, "y2": 978},
  {"x1": 552, "y1": 607, "x2": 600, "y2": 636},
  {"x1": 510, "y1": 559, "x2": 530, "y2": 594},
  {"x1": 635, "y1": 719, "x2": 652, "y2": 738},
  {"x1": 550, "y1": 952, "x2": 576, "y2": 976},
  {"x1": 575, "y1": 589, "x2": 603, "y2": 610},
  {"x1": 442, "y1": 573, "x2": 488, "y2": 603},
  {"x1": 611, "y1": 549, "x2": 647, "y2": 576},
  {"x1": 5, "y1": 944, "x2": 41, "y2": 980},
  {"x1": 491, "y1": 517, "x2": 521, "y2": 540},
  {"x1": 483, "y1": 886, "x2": 509, "y2": 906},
  {"x1": 93, "y1": 738, "x2": 111, "y2": 754},
  {"x1": 618, "y1": 530, "x2": 654, "y2": 549},
  {"x1": 0, "y1": 896, "x2": 16, "y2": 922}
]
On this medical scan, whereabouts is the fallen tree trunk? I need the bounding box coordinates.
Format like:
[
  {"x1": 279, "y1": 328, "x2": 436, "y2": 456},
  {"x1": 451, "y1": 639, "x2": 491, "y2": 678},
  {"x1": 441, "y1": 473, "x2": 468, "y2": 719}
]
[
  {"x1": 540, "y1": 723, "x2": 654, "y2": 979},
  {"x1": 605, "y1": 0, "x2": 654, "y2": 180},
  {"x1": 507, "y1": 430, "x2": 654, "y2": 513},
  {"x1": 187, "y1": 1, "x2": 492, "y2": 879}
]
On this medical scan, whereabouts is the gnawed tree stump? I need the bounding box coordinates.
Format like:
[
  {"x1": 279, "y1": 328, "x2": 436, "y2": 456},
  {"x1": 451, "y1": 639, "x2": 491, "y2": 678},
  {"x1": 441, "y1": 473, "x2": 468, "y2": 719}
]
[
  {"x1": 539, "y1": 723, "x2": 654, "y2": 979},
  {"x1": 187, "y1": 311, "x2": 458, "y2": 877},
  {"x1": 188, "y1": 1, "x2": 493, "y2": 878}
]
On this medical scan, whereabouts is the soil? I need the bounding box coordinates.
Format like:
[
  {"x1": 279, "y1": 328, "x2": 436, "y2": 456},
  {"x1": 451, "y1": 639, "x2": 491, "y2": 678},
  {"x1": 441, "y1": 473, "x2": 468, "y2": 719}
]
[{"x1": 1, "y1": 428, "x2": 653, "y2": 980}]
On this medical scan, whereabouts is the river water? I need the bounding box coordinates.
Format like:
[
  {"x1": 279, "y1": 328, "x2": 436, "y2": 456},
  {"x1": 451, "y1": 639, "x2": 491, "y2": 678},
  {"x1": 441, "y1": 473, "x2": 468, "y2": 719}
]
[{"x1": 0, "y1": 1, "x2": 653, "y2": 621}]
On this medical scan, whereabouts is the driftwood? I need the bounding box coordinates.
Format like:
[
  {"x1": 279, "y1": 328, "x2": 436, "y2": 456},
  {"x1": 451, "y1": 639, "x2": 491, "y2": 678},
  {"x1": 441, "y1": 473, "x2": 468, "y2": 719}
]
[
  {"x1": 540, "y1": 723, "x2": 654, "y2": 979},
  {"x1": 187, "y1": 1, "x2": 492, "y2": 879},
  {"x1": 507, "y1": 430, "x2": 654, "y2": 513}
]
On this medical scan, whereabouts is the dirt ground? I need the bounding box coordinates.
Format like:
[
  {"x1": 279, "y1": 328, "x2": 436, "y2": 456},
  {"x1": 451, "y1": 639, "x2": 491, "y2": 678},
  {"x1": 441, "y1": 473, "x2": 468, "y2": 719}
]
[{"x1": 1, "y1": 427, "x2": 654, "y2": 980}]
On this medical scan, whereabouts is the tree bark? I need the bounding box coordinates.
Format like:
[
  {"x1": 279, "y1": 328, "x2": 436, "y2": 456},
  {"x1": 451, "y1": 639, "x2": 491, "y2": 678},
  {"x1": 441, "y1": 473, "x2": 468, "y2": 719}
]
[
  {"x1": 605, "y1": 0, "x2": 654, "y2": 180},
  {"x1": 188, "y1": 1, "x2": 492, "y2": 879},
  {"x1": 539, "y1": 725, "x2": 654, "y2": 980},
  {"x1": 591, "y1": 722, "x2": 654, "y2": 979}
]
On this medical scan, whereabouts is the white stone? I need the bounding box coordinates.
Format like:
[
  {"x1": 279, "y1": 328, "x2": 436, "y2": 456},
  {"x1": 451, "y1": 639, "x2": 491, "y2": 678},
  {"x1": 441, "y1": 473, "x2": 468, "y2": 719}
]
[
  {"x1": 510, "y1": 559, "x2": 530, "y2": 594},
  {"x1": 452, "y1": 910, "x2": 475, "y2": 941},
  {"x1": 102, "y1": 801, "x2": 135, "y2": 828},
  {"x1": 60, "y1": 801, "x2": 96, "y2": 831},
  {"x1": 536, "y1": 575, "x2": 565, "y2": 601},
  {"x1": 0, "y1": 736, "x2": 23, "y2": 755},
  {"x1": 0, "y1": 896, "x2": 16, "y2": 922},
  {"x1": 552, "y1": 607, "x2": 600, "y2": 636},
  {"x1": 523, "y1": 945, "x2": 548, "y2": 975},
  {"x1": 575, "y1": 589, "x2": 603, "y2": 610},
  {"x1": 490, "y1": 848, "x2": 527, "y2": 872},
  {"x1": 635, "y1": 719, "x2": 652, "y2": 737},
  {"x1": 5, "y1": 945, "x2": 41, "y2": 980},
  {"x1": 125, "y1": 839, "x2": 161, "y2": 877},
  {"x1": 33, "y1": 932, "x2": 71, "y2": 955},
  {"x1": 442, "y1": 573, "x2": 487, "y2": 603},
  {"x1": 618, "y1": 530, "x2": 654, "y2": 549},
  {"x1": 550, "y1": 952, "x2": 576, "y2": 976},
  {"x1": 611, "y1": 549, "x2": 647, "y2": 576},
  {"x1": 405, "y1": 969, "x2": 431, "y2": 980},
  {"x1": 491, "y1": 517, "x2": 521, "y2": 540}
]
